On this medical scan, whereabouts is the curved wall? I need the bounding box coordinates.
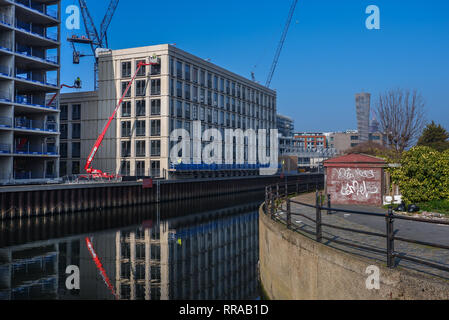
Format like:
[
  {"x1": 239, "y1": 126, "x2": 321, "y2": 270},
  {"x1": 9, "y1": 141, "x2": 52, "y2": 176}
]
[{"x1": 259, "y1": 206, "x2": 449, "y2": 300}]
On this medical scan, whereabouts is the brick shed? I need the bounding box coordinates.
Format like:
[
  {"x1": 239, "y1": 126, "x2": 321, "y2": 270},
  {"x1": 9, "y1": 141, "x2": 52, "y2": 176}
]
[{"x1": 324, "y1": 154, "x2": 387, "y2": 206}]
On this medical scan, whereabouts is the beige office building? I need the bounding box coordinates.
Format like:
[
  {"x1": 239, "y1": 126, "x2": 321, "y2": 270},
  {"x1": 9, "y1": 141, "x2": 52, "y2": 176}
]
[
  {"x1": 327, "y1": 130, "x2": 385, "y2": 154},
  {"x1": 61, "y1": 44, "x2": 277, "y2": 178}
]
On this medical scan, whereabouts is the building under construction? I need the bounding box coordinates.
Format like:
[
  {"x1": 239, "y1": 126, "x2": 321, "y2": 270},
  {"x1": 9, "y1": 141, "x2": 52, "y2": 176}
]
[{"x1": 0, "y1": 0, "x2": 61, "y2": 185}]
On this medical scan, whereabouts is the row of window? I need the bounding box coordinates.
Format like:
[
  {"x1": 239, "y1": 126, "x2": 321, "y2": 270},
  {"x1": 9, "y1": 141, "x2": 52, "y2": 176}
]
[
  {"x1": 60, "y1": 123, "x2": 80, "y2": 140},
  {"x1": 121, "y1": 79, "x2": 161, "y2": 97},
  {"x1": 60, "y1": 142, "x2": 80, "y2": 158},
  {"x1": 121, "y1": 59, "x2": 161, "y2": 78},
  {"x1": 121, "y1": 99, "x2": 161, "y2": 118},
  {"x1": 170, "y1": 79, "x2": 275, "y2": 114},
  {"x1": 170, "y1": 99, "x2": 275, "y2": 124},
  {"x1": 60, "y1": 104, "x2": 80, "y2": 121},
  {"x1": 121, "y1": 119, "x2": 160, "y2": 137},
  {"x1": 119, "y1": 160, "x2": 160, "y2": 177},
  {"x1": 168, "y1": 109, "x2": 274, "y2": 132},
  {"x1": 121, "y1": 140, "x2": 161, "y2": 158},
  {"x1": 170, "y1": 58, "x2": 274, "y2": 108}
]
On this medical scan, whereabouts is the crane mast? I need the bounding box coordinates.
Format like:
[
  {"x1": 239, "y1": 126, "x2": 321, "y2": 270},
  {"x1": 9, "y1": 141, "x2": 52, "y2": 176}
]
[{"x1": 266, "y1": 0, "x2": 298, "y2": 88}]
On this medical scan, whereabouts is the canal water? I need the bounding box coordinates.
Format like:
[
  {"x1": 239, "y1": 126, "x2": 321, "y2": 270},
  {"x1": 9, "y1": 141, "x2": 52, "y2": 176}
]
[{"x1": 0, "y1": 191, "x2": 263, "y2": 300}]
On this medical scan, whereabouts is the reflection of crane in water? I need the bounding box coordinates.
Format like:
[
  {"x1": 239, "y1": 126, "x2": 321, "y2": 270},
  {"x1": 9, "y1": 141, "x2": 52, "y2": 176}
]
[{"x1": 85, "y1": 237, "x2": 119, "y2": 300}]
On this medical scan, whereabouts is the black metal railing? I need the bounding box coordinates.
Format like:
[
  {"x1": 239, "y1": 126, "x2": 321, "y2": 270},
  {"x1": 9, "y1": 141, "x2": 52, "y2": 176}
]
[{"x1": 264, "y1": 183, "x2": 449, "y2": 273}]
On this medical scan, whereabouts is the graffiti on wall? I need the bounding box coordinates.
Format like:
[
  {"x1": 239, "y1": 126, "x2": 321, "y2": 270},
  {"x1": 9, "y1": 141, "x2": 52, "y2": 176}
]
[{"x1": 335, "y1": 168, "x2": 379, "y2": 199}]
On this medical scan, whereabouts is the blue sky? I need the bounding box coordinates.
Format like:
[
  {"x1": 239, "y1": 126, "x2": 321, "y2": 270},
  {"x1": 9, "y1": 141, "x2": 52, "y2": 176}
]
[{"x1": 60, "y1": 0, "x2": 449, "y2": 132}]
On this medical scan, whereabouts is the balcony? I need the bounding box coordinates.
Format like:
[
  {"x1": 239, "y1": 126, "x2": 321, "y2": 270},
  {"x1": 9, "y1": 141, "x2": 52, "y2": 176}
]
[
  {"x1": 15, "y1": 44, "x2": 59, "y2": 66},
  {"x1": 0, "y1": 143, "x2": 11, "y2": 154},
  {"x1": 0, "y1": 12, "x2": 13, "y2": 28},
  {"x1": 15, "y1": 19, "x2": 59, "y2": 44},
  {"x1": 0, "y1": 65, "x2": 13, "y2": 78},
  {"x1": 16, "y1": 95, "x2": 57, "y2": 110},
  {"x1": 14, "y1": 118, "x2": 58, "y2": 133},
  {"x1": 14, "y1": 0, "x2": 59, "y2": 21},
  {"x1": 0, "y1": 117, "x2": 12, "y2": 128},
  {"x1": 14, "y1": 142, "x2": 58, "y2": 156},
  {"x1": 15, "y1": 69, "x2": 58, "y2": 88}
]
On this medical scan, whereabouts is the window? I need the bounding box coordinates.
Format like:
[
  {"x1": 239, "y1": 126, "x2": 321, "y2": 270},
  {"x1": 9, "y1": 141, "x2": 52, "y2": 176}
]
[
  {"x1": 170, "y1": 79, "x2": 174, "y2": 96},
  {"x1": 185, "y1": 103, "x2": 190, "y2": 119},
  {"x1": 151, "y1": 99, "x2": 161, "y2": 115},
  {"x1": 136, "y1": 80, "x2": 146, "y2": 96},
  {"x1": 72, "y1": 104, "x2": 81, "y2": 120},
  {"x1": 60, "y1": 105, "x2": 68, "y2": 120},
  {"x1": 200, "y1": 70, "x2": 205, "y2": 86},
  {"x1": 136, "y1": 60, "x2": 146, "y2": 76},
  {"x1": 185, "y1": 84, "x2": 191, "y2": 100},
  {"x1": 122, "y1": 141, "x2": 131, "y2": 157},
  {"x1": 170, "y1": 58, "x2": 174, "y2": 76},
  {"x1": 72, "y1": 123, "x2": 81, "y2": 139},
  {"x1": 151, "y1": 161, "x2": 160, "y2": 177},
  {"x1": 136, "y1": 161, "x2": 145, "y2": 177},
  {"x1": 136, "y1": 140, "x2": 146, "y2": 157},
  {"x1": 232, "y1": 82, "x2": 236, "y2": 96},
  {"x1": 189, "y1": 68, "x2": 196, "y2": 84},
  {"x1": 176, "y1": 81, "x2": 182, "y2": 98},
  {"x1": 207, "y1": 90, "x2": 212, "y2": 105},
  {"x1": 200, "y1": 107, "x2": 205, "y2": 121},
  {"x1": 136, "y1": 120, "x2": 146, "y2": 136},
  {"x1": 192, "y1": 86, "x2": 198, "y2": 102},
  {"x1": 351, "y1": 136, "x2": 359, "y2": 141},
  {"x1": 60, "y1": 161, "x2": 67, "y2": 176},
  {"x1": 136, "y1": 100, "x2": 146, "y2": 116},
  {"x1": 207, "y1": 73, "x2": 212, "y2": 88},
  {"x1": 122, "y1": 61, "x2": 131, "y2": 78},
  {"x1": 192, "y1": 105, "x2": 198, "y2": 120},
  {"x1": 185, "y1": 64, "x2": 190, "y2": 81},
  {"x1": 226, "y1": 80, "x2": 230, "y2": 94},
  {"x1": 122, "y1": 82, "x2": 131, "y2": 97},
  {"x1": 151, "y1": 62, "x2": 161, "y2": 75},
  {"x1": 72, "y1": 142, "x2": 80, "y2": 158},
  {"x1": 120, "y1": 161, "x2": 130, "y2": 176},
  {"x1": 176, "y1": 61, "x2": 183, "y2": 78},
  {"x1": 60, "y1": 143, "x2": 67, "y2": 158},
  {"x1": 122, "y1": 101, "x2": 131, "y2": 117},
  {"x1": 151, "y1": 79, "x2": 161, "y2": 95},
  {"x1": 121, "y1": 121, "x2": 131, "y2": 137},
  {"x1": 151, "y1": 120, "x2": 161, "y2": 136},
  {"x1": 151, "y1": 140, "x2": 161, "y2": 156},
  {"x1": 60, "y1": 124, "x2": 67, "y2": 139},
  {"x1": 176, "y1": 101, "x2": 183, "y2": 118},
  {"x1": 214, "y1": 76, "x2": 218, "y2": 90},
  {"x1": 72, "y1": 161, "x2": 80, "y2": 174},
  {"x1": 220, "y1": 78, "x2": 224, "y2": 92}
]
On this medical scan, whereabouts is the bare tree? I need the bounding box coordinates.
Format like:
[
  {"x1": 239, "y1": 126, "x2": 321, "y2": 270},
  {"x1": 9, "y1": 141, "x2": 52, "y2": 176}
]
[{"x1": 375, "y1": 88, "x2": 426, "y2": 154}]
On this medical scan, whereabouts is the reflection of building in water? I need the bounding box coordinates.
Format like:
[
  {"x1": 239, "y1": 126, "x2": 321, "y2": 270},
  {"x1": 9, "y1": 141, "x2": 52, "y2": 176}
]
[
  {"x1": 115, "y1": 209, "x2": 259, "y2": 300},
  {"x1": 0, "y1": 240, "x2": 75, "y2": 300}
]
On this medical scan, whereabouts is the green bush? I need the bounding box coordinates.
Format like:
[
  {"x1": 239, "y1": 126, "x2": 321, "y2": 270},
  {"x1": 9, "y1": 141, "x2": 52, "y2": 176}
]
[{"x1": 390, "y1": 146, "x2": 449, "y2": 203}]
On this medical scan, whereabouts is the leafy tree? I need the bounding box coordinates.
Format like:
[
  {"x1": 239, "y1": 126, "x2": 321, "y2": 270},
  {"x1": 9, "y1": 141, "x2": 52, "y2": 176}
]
[
  {"x1": 389, "y1": 146, "x2": 449, "y2": 203},
  {"x1": 417, "y1": 121, "x2": 449, "y2": 152}
]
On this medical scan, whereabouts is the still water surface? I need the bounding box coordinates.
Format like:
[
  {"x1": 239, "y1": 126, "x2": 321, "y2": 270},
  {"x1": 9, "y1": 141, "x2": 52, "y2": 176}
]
[{"x1": 0, "y1": 192, "x2": 262, "y2": 300}]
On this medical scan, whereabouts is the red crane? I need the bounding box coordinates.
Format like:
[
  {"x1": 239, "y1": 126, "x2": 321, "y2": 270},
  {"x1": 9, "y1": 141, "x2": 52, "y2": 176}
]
[{"x1": 84, "y1": 60, "x2": 158, "y2": 178}]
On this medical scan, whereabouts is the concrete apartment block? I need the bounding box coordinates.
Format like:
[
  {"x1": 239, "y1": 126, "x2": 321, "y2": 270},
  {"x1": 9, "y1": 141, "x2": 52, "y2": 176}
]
[
  {"x1": 61, "y1": 44, "x2": 277, "y2": 178},
  {"x1": 0, "y1": 0, "x2": 61, "y2": 185}
]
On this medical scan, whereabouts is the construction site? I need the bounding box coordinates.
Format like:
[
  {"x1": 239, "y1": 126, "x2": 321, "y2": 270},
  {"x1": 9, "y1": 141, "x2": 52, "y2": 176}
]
[{"x1": 0, "y1": 0, "x2": 303, "y2": 186}]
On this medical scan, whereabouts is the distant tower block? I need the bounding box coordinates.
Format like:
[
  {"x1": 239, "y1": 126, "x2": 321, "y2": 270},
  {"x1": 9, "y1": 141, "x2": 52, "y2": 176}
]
[{"x1": 355, "y1": 93, "x2": 371, "y2": 142}]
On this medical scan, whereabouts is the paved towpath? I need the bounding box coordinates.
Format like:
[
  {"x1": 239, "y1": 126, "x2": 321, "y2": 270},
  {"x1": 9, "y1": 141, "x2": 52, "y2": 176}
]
[{"x1": 274, "y1": 193, "x2": 449, "y2": 280}]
